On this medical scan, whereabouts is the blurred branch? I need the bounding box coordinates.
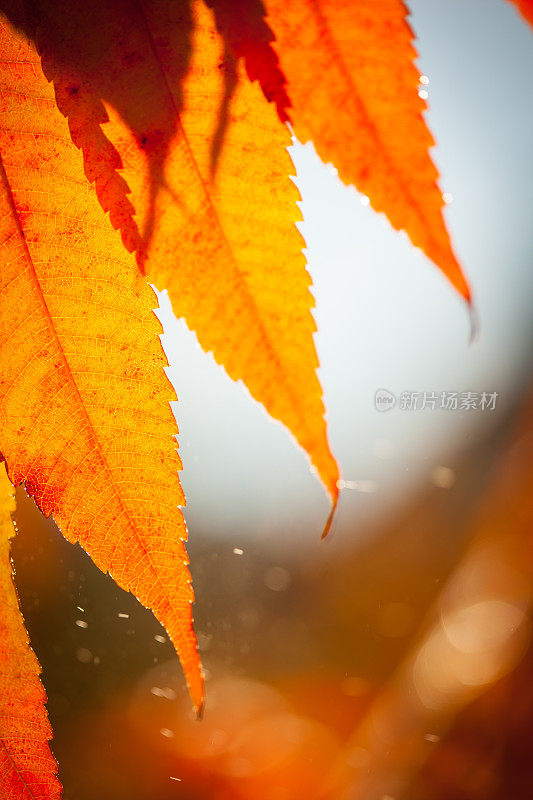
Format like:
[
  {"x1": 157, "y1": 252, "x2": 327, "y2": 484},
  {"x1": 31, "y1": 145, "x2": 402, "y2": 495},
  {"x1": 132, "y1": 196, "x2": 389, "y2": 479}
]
[{"x1": 319, "y1": 385, "x2": 533, "y2": 800}]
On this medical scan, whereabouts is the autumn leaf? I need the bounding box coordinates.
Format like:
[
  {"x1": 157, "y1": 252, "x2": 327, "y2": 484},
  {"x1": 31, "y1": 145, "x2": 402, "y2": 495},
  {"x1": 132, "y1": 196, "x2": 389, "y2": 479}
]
[
  {"x1": 0, "y1": 16, "x2": 203, "y2": 714},
  {"x1": 508, "y1": 0, "x2": 533, "y2": 26},
  {"x1": 0, "y1": 0, "x2": 494, "y2": 793},
  {"x1": 205, "y1": 0, "x2": 291, "y2": 122},
  {"x1": 0, "y1": 464, "x2": 61, "y2": 799},
  {"x1": 213, "y1": 0, "x2": 470, "y2": 301},
  {"x1": 13, "y1": 0, "x2": 339, "y2": 503}
]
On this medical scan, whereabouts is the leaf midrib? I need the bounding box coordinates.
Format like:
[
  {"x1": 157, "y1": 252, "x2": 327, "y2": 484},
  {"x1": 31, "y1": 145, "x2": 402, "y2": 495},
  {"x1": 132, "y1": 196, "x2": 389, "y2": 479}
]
[
  {"x1": 0, "y1": 150, "x2": 166, "y2": 588},
  {"x1": 1, "y1": 736, "x2": 42, "y2": 799},
  {"x1": 134, "y1": 0, "x2": 319, "y2": 438},
  {"x1": 308, "y1": 0, "x2": 442, "y2": 242}
]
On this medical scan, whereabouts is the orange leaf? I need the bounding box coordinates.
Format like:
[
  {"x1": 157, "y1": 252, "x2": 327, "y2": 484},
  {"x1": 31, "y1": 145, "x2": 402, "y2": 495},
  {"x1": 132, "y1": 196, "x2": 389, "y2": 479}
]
[
  {"x1": 0, "y1": 18, "x2": 203, "y2": 712},
  {"x1": 24, "y1": 0, "x2": 339, "y2": 502},
  {"x1": 262, "y1": 0, "x2": 470, "y2": 301},
  {"x1": 507, "y1": 0, "x2": 533, "y2": 26},
  {"x1": 0, "y1": 463, "x2": 61, "y2": 799},
  {"x1": 205, "y1": 0, "x2": 291, "y2": 122}
]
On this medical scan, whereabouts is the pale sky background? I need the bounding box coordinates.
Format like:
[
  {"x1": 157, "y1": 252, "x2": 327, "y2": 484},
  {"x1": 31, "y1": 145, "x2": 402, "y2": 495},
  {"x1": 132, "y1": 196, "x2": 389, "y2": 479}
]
[{"x1": 155, "y1": 0, "x2": 533, "y2": 551}]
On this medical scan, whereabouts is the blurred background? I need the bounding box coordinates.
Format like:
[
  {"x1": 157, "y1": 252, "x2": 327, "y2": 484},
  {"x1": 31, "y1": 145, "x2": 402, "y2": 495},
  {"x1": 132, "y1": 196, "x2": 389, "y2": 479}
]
[{"x1": 11, "y1": 0, "x2": 533, "y2": 798}]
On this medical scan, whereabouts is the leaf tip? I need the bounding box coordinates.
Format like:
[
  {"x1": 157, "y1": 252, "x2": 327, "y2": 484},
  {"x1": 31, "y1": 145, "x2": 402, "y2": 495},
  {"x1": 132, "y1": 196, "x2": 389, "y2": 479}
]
[
  {"x1": 321, "y1": 486, "x2": 340, "y2": 539},
  {"x1": 191, "y1": 674, "x2": 206, "y2": 720},
  {"x1": 195, "y1": 696, "x2": 205, "y2": 722}
]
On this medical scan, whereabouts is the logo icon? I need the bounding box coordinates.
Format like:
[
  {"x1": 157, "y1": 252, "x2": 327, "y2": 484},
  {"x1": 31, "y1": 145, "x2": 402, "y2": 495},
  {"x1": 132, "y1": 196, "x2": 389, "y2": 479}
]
[{"x1": 375, "y1": 388, "x2": 396, "y2": 412}]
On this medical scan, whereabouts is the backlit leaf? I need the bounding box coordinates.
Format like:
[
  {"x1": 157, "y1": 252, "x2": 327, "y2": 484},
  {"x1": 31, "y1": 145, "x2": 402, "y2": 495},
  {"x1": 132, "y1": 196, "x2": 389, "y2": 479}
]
[
  {"x1": 263, "y1": 0, "x2": 470, "y2": 300},
  {"x1": 22, "y1": 0, "x2": 339, "y2": 502},
  {"x1": 205, "y1": 0, "x2": 291, "y2": 122},
  {"x1": 508, "y1": 0, "x2": 533, "y2": 26},
  {"x1": 0, "y1": 463, "x2": 61, "y2": 799},
  {"x1": 0, "y1": 17, "x2": 203, "y2": 712}
]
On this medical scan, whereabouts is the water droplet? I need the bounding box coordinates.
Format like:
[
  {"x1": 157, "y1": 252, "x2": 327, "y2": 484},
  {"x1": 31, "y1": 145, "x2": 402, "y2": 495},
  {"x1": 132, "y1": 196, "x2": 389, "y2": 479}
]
[
  {"x1": 418, "y1": 89, "x2": 429, "y2": 100},
  {"x1": 118, "y1": 612, "x2": 129, "y2": 619},
  {"x1": 75, "y1": 619, "x2": 88, "y2": 629},
  {"x1": 339, "y1": 479, "x2": 356, "y2": 489},
  {"x1": 431, "y1": 466, "x2": 455, "y2": 489},
  {"x1": 151, "y1": 686, "x2": 177, "y2": 700},
  {"x1": 264, "y1": 566, "x2": 291, "y2": 592},
  {"x1": 160, "y1": 728, "x2": 175, "y2": 738},
  {"x1": 76, "y1": 647, "x2": 92, "y2": 663},
  {"x1": 360, "y1": 194, "x2": 370, "y2": 206},
  {"x1": 232, "y1": 547, "x2": 244, "y2": 556},
  {"x1": 197, "y1": 632, "x2": 213, "y2": 651},
  {"x1": 419, "y1": 74, "x2": 430, "y2": 85},
  {"x1": 442, "y1": 192, "x2": 453, "y2": 205},
  {"x1": 154, "y1": 634, "x2": 166, "y2": 643},
  {"x1": 340, "y1": 479, "x2": 377, "y2": 493}
]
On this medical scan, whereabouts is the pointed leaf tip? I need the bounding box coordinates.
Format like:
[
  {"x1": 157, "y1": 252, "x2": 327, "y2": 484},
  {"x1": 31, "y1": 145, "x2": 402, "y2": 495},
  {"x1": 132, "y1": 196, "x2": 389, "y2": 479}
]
[
  {"x1": 264, "y1": 0, "x2": 470, "y2": 300},
  {"x1": 507, "y1": 0, "x2": 533, "y2": 28},
  {"x1": 195, "y1": 695, "x2": 206, "y2": 722},
  {"x1": 321, "y1": 487, "x2": 340, "y2": 539}
]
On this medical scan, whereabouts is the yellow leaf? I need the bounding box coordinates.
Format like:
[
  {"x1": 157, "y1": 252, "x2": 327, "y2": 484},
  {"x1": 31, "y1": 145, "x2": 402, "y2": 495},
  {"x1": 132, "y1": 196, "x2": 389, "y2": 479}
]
[
  {"x1": 26, "y1": 0, "x2": 339, "y2": 502},
  {"x1": 264, "y1": 0, "x2": 470, "y2": 300},
  {"x1": 0, "y1": 17, "x2": 203, "y2": 712}
]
